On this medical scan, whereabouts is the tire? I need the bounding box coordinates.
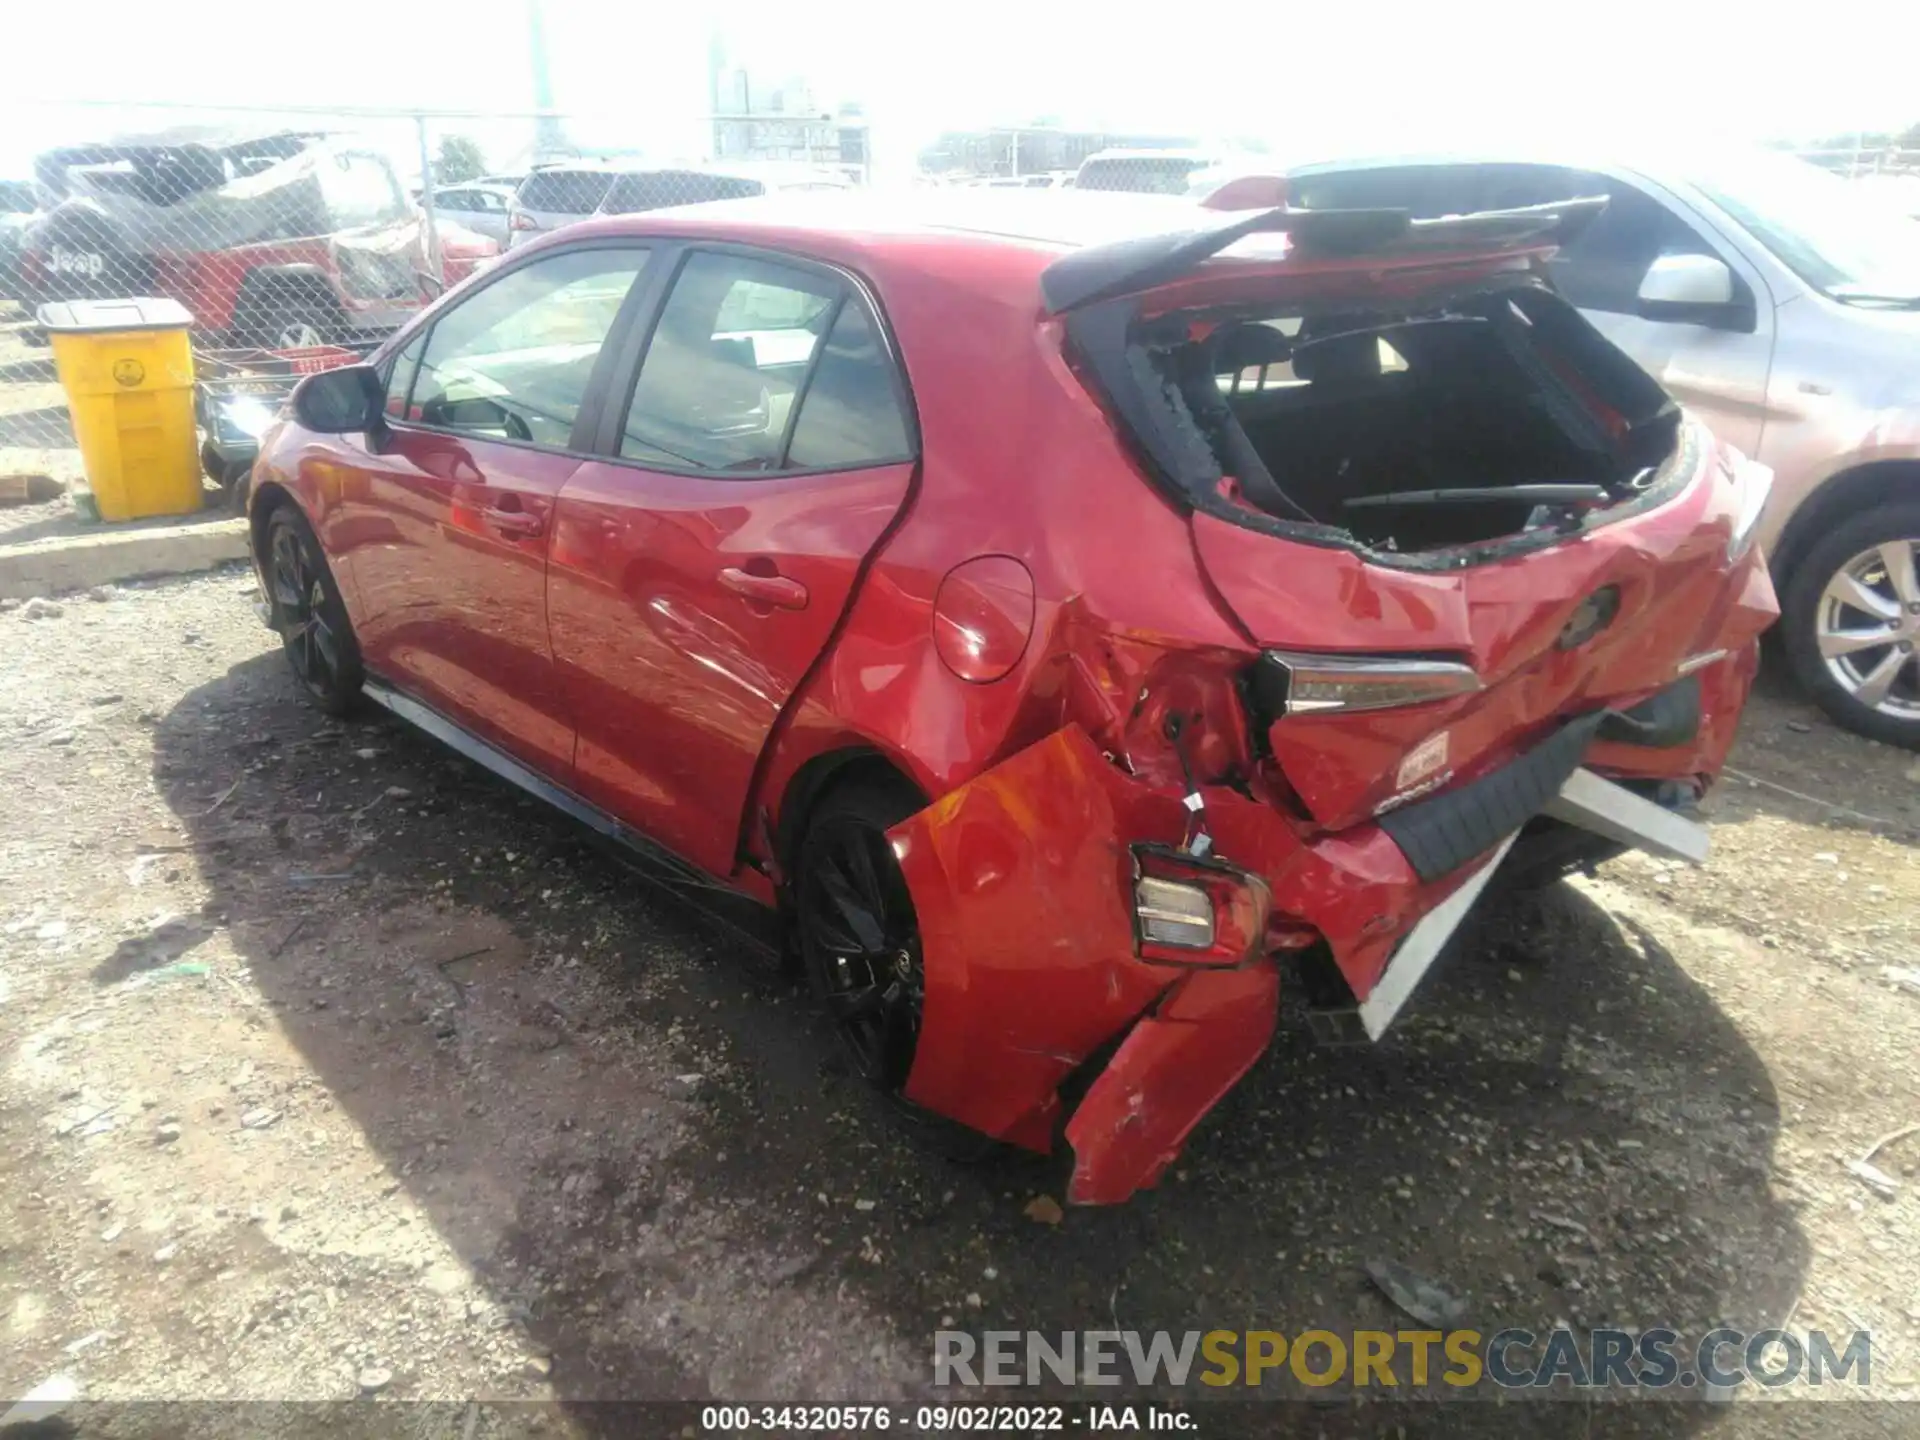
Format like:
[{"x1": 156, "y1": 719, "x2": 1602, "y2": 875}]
[
  {"x1": 792, "y1": 773, "x2": 1002, "y2": 1163},
  {"x1": 1781, "y1": 502, "x2": 1920, "y2": 749},
  {"x1": 263, "y1": 504, "x2": 363, "y2": 716},
  {"x1": 234, "y1": 283, "x2": 342, "y2": 350},
  {"x1": 794, "y1": 775, "x2": 928, "y2": 1091}
]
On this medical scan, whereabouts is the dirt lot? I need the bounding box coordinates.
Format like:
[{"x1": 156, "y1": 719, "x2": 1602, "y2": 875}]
[{"x1": 4, "y1": 568, "x2": 1920, "y2": 1437}]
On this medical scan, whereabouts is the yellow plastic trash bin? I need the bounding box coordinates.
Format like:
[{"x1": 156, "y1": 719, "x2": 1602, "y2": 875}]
[{"x1": 37, "y1": 297, "x2": 202, "y2": 522}]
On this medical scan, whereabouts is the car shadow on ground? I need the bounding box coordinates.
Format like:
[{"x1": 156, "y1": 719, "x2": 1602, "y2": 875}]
[{"x1": 153, "y1": 653, "x2": 1822, "y2": 1438}]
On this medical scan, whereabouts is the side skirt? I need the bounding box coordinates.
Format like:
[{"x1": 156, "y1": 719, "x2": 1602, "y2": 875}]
[{"x1": 361, "y1": 679, "x2": 782, "y2": 959}]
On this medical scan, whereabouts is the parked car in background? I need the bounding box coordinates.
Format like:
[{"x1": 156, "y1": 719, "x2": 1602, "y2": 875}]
[
  {"x1": 0, "y1": 179, "x2": 37, "y2": 303},
  {"x1": 19, "y1": 128, "x2": 496, "y2": 346},
  {"x1": 1274, "y1": 149, "x2": 1920, "y2": 746},
  {"x1": 1075, "y1": 148, "x2": 1239, "y2": 195},
  {"x1": 505, "y1": 163, "x2": 620, "y2": 249},
  {"x1": 246, "y1": 191, "x2": 1771, "y2": 1202},
  {"x1": 597, "y1": 163, "x2": 850, "y2": 218},
  {"x1": 428, "y1": 182, "x2": 516, "y2": 246},
  {"x1": 509, "y1": 162, "x2": 854, "y2": 246}
]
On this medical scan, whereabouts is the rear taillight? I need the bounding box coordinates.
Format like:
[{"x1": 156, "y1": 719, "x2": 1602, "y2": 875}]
[
  {"x1": 509, "y1": 210, "x2": 537, "y2": 232},
  {"x1": 1252, "y1": 651, "x2": 1481, "y2": 717},
  {"x1": 1131, "y1": 844, "x2": 1271, "y2": 967}
]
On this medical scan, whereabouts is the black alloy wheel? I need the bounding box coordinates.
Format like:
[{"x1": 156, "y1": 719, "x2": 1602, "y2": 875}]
[
  {"x1": 265, "y1": 506, "x2": 363, "y2": 715},
  {"x1": 795, "y1": 781, "x2": 927, "y2": 1092}
]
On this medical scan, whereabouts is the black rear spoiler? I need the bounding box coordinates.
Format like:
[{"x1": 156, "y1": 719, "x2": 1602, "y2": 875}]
[{"x1": 1039, "y1": 196, "x2": 1607, "y2": 315}]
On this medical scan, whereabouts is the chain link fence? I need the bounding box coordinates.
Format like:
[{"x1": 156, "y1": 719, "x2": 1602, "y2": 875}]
[
  {"x1": 7, "y1": 99, "x2": 1910, "y2": 505},
  {"x1": 0, "y1": 100, "x2": 874, "y2": 485}
]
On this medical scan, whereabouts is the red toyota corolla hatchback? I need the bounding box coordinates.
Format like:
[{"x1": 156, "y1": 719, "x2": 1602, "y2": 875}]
[{"x1": 248, "y1": 192, "x2": 1776, "y2": 1204}]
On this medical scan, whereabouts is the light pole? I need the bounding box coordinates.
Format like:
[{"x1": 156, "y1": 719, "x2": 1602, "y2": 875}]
[{"x1": 528, "y1": 0, "x2": 565, "y2": 160}]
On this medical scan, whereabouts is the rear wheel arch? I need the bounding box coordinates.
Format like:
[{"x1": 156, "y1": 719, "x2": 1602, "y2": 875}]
[
  {"x1": 1770, "y1": 459, "x2": 1920, "y2": 590},
  {"x1": 773, "y1": 745, "x2": 929, "y2": 889},
  {"x1": 248, "y1": 480, "x2": 297, "y2": 569}
]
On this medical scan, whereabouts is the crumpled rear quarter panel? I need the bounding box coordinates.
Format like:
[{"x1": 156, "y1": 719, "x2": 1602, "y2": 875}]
[{"x1": 889, "y1": 726, "x2": 1185, "y2": 1150}]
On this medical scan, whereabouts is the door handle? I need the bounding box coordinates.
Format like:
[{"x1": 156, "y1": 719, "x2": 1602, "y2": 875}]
[
  {"x1": 719, "y1": 566, "x2": 808, "y2": 610},
  {"x1": 483, "y1": 506, "x2": 544, "y2": 538}
]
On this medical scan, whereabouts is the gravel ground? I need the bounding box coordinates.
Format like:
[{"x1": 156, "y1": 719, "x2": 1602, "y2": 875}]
[{"x1": 3, "y1": 569, "x2": 1920, "y2": 1437}]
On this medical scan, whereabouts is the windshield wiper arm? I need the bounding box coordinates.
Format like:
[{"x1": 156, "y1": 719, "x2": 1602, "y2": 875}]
[
  {"x1": 1344, "y1": 484, "x2": 1611, "y2": 510},
  {"x1": 1830, "y1": 290, "x2": 1920, "y2": 309}
]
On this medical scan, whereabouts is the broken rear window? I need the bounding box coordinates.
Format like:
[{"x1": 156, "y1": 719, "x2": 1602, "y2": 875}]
[{"x1": 1074, "y1": 281, "x2": 1682, "y2": 560}]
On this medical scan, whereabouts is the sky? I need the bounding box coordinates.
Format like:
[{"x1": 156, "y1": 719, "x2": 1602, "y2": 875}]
[{"x1": 4, "y1": 0, "x2": 1919, "y2": 180}]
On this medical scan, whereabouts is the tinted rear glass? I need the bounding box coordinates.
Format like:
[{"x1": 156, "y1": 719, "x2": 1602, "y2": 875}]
[
  {"x1": 1075, "y1": 157, "x2": 1207, "y2": 194},
  {"x1": 602, "y1": 171, "x2": 764, "y2": 214},
  {"x1": 516, "y1": 170, "x2": 616, "y2": 213}
]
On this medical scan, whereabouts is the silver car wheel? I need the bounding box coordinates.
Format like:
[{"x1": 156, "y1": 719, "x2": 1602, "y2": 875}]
[{"x1": 1817, "y1": 539, "x2": 1920, "y2": 717}]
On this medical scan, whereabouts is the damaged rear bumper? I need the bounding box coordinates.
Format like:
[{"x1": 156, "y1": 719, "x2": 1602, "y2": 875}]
[{"x1": 887, "y1": 664, "x2": 1739, "y2": 1207}]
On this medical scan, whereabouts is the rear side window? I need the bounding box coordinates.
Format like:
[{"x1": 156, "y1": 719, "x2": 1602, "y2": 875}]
[
  {"x1": 786, "y1": 304, "x2": 911, "y2": 468},
  {"x1": 620, "y1": 250, "x2": 911, "y2": 473},
  {"x1": 1290, "y1": 165, "x2": 1484, "y2": 217},
  {"x1": 1075, "y1": 157, "x2": 1208, "y2": 195},
  {"x1": 407, "y1": 246, "x2": 650, "y2": 448},
  {"x1": 516, "y1": 169, "x2": 615, "y2": 214},
  {"x1": 602, "y1": 171, "x2": 765, "y2": 214}
]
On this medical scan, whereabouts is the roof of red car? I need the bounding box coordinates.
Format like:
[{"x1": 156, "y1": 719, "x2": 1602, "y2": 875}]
[
  {"x1": 572, "y1": 189, "x2": 1213, "y2": 253},
  {"x1": 549, "y1": 189, "x2": 1577, "y2": 316}
]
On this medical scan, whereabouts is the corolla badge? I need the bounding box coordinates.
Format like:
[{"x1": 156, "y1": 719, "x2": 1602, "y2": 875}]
[{"x1": 1557, "y1": 585, "x2": 1621, "y2": 650}]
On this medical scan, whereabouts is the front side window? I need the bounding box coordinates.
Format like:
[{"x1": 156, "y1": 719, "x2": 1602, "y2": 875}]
[
  {"x1": 407, "y1": 246, "x2": 649, "y2": 449},
  {"x1": 620, "y1": 250, "x2": 910, "y2": 473}
]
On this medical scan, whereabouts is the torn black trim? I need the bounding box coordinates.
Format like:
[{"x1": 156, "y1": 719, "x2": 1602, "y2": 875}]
[
  {"x1": 1379, "y1": 713, "x2": 1608, "y2": 883},
  {"x1": 1598, "y1": 675, "x2": 1702, "y2": 749}
]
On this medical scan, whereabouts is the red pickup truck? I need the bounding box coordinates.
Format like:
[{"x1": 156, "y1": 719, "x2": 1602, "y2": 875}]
[{"x1": 20, "y1": 127, "x2": 494, "y2": 346}]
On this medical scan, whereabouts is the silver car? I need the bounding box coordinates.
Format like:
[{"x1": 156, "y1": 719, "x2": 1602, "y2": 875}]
[
  {"x1": 506, "y1": 163, "x2": 620, "y2": 249},
  {"x1": 426, "y1": 182, "x2": 516, "y2": 247},
  {"x1": 1285, "y1": 150, "x2": 1920, "y2": 746}
]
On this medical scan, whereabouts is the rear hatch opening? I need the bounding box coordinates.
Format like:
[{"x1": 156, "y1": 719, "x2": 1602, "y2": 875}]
[
  {"x1": 1045, "y1": 201, "x2": 1691, "y2": 567},
  {"x1": 1137, "y1": 280, "x2": 1684, "y2": 560}
]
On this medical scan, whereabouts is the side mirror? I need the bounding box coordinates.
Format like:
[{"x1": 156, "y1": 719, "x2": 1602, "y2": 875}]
[
  {"x1": 1638, "y1": 252, "x2": 1735, "y2": 309},
  {"x1": 292, "y1": 363, "x2": 383, "y2": 433}
]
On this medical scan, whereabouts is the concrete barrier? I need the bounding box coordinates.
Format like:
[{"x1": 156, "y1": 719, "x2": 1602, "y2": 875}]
[{"x1": 0, "y1": 516, "x2": 249, "y2": 600}]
